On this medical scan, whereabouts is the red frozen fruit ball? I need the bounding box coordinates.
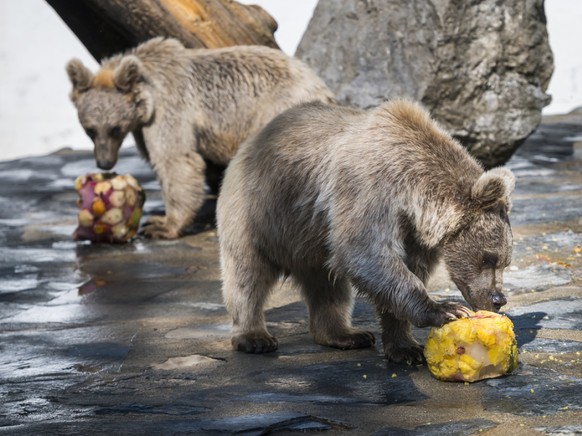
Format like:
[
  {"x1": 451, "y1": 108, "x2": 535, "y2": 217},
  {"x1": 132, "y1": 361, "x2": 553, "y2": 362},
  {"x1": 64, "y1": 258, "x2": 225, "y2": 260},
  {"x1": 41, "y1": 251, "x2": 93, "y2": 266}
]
[{"x1": 73, "y1": 172, "x2": 146, "y2": 243}]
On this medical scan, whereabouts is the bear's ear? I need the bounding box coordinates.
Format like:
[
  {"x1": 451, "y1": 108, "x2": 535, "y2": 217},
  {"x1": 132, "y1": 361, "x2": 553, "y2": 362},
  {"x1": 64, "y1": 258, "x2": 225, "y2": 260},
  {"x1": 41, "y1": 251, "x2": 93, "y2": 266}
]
[
  {"x1": 112, "y1": 56, "x2": 142, "y2": 93},
  {"x1": 471, "y1": 167, "x2": 515, "y2": 209},
  {"x1": 66, "y1": 58, "x2": 94, "y2": 97},
  {"x1": 135, "y1": 90, "x2": 154, "y2": 124}
]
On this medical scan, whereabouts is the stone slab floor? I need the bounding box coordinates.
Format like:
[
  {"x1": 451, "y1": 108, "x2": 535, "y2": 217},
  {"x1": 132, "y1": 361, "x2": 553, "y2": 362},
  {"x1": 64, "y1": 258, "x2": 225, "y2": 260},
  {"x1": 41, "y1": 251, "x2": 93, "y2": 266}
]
[{"x1": 1, "y1": 114, "x2": 581, "y2": 435}]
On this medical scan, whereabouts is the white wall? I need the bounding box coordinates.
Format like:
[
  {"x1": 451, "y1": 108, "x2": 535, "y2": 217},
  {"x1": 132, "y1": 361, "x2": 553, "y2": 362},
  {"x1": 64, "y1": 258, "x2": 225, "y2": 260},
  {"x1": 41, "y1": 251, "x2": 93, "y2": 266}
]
[
  {"x1": 239, "y1": 0, "x2": 318, "y2": 55},
  {"x1": 0, "y1": 1, "x2": 97, "y2": 161},
  {"x1": 544, "y1": 0, "x2": 582, "y2": 115},
  {"x1": 0, "y1": 0, "x2": 579, "y2": 162}
]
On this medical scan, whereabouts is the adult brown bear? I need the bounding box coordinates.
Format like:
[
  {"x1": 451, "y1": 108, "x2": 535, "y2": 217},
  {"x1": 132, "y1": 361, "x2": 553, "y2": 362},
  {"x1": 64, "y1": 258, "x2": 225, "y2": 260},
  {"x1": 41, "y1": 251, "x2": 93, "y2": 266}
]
[{"x1": 217, "y1": 99, "x2": 514, "y2": 364}]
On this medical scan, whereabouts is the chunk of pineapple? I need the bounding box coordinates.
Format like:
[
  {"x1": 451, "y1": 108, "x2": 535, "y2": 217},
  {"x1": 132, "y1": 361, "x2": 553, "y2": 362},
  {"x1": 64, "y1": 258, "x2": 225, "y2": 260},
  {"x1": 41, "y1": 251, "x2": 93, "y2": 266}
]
[{"x1": 424, "y1": 310, "x2": 518, "y2": 382}]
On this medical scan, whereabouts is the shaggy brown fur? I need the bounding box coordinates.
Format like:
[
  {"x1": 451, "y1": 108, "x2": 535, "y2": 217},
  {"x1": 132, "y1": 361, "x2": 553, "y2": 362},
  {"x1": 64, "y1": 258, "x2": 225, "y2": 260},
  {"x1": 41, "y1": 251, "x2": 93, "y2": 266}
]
[
  {"x1": 217, "y1": 99, "x2": 515, "y2": 364},
  {"x1": 66, "y1": 37, "x2": 335, "y2": 239}
]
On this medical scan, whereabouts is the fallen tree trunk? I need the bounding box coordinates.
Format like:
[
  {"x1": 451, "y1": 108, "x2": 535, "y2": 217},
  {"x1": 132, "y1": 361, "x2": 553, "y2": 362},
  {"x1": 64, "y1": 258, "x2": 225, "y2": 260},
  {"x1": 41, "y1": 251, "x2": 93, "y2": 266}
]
[{"x1": 46, "y1": 0, "x2": 279, "y2": 60}]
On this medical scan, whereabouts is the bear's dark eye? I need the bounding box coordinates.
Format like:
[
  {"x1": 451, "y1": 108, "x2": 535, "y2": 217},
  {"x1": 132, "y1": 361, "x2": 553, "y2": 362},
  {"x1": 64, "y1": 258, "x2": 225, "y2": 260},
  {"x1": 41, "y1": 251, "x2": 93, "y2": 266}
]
[
  {"x1": 482, "y1": 252, "x2": 498, "y2": 268},
  {"x1": 109, "y1": 126, "x2": 122, "y2": 139},
  {"x1": 85, "y1": 128, "x2": 97, "y2": 140}
]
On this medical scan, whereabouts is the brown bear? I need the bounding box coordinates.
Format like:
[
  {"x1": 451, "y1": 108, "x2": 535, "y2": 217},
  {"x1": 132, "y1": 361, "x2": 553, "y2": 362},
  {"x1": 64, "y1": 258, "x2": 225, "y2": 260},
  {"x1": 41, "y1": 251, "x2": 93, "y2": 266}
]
[
  {"x1": 217, "y1": 99, "x2": 515, "y2": 364},
  {"x1": 66, "y1": 37, "x2": 336, "y2": 239}
]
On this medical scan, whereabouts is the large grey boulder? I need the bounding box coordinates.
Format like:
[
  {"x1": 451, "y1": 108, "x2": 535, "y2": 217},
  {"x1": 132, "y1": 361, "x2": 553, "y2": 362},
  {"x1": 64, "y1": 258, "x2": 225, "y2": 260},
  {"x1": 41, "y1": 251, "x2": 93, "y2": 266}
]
[{"x1": 296, "y1": 0, "x2": 554, "y2": 167}]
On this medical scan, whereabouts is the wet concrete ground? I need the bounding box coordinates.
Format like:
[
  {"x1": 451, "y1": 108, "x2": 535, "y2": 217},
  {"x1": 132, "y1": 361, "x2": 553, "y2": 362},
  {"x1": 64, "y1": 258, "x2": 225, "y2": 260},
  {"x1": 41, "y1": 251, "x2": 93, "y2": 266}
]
[{"x1": 1, "y1": 115, "x2": 582, "y2": 435}]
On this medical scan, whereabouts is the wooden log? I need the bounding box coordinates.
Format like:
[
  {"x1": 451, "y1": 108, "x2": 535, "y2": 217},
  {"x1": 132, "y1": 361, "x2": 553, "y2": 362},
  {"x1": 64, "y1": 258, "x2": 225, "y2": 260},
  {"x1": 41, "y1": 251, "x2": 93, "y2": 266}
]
[{"x1": 45, "y1": 0, "x2": 279, "y2": 61}]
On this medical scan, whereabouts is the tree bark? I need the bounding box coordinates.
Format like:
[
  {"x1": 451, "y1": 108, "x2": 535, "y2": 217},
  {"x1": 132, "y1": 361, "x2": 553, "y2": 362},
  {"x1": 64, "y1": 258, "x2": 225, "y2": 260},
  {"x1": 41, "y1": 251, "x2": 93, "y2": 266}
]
[{"x1": 46, "y1": 0, "x2": 279, "y2": 61}]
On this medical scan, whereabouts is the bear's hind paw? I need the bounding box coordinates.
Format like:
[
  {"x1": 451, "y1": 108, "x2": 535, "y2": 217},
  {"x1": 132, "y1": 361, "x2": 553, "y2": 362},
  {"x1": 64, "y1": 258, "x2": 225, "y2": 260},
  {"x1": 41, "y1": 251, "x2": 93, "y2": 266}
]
[
  {"x1": 141, "y1": 215, "x2": 181, "y2": 239},
  {"x1": 232, "y1": 332, "x2": 279, "y2": 354},
  {"x1": 317, "y1": 329, "x2": 376, "y2": 350}
]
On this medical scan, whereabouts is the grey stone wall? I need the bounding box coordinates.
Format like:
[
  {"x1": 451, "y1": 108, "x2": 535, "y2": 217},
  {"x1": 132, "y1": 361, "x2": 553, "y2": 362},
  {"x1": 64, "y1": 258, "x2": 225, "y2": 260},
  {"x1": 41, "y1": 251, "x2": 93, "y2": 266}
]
[{"x1": 296, "y1": 0, "x2": 554, "y2": 167}]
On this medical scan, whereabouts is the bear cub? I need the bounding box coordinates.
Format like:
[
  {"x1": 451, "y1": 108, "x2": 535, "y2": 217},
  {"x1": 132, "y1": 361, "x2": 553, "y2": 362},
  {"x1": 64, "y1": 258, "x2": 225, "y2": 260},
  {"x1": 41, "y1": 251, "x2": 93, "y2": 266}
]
[
  {"x1": 217, "y1": 99, "x2": 515, "y2": 364},
  {"x1": 66, "y1": 37, "x2": 335, "y2": 239}
]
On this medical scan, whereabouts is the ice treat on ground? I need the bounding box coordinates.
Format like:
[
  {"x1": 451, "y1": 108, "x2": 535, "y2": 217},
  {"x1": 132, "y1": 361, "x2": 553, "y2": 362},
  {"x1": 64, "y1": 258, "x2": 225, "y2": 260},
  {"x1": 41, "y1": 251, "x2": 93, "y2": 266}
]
[
  {"x1": 73, "y1": 173, "x2": 145, "y2": 243},
  {"x1": 424, "y1": 310, "x2": 518, "y2": 382}
]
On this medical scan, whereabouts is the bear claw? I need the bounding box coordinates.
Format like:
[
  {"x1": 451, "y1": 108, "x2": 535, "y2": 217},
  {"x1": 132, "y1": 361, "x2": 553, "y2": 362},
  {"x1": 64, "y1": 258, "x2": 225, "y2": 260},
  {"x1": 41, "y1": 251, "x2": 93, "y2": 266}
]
[{"x1": 416, "y1": 301, "x2": 473, "y2": 328}]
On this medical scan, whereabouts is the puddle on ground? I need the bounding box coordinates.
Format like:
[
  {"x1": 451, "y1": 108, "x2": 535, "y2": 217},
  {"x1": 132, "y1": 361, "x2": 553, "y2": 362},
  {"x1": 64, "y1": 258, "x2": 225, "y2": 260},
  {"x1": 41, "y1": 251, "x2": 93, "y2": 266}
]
[
  {"x1": 51, "y1": 240, "x2": 82, "y2": 250},
  {"x1": 0, "y1": 303, "x2": 100, "y2": 325},
  {"x1": 172, "y1": 412, "x2": 343, "y2": 433},
  {"x1": 0, "y1": 275, "x2": 39, "y2": 293},
  {"x1": 46, "y1": 178, "x2": 75, "y2": 189},
  {"x1": 0, "y1": 218, "x2": 29, "y2": 227},
  {"x1": 0, "y1": 247, "x2": 76, "y2": 264},
  {"x1": 0, "y1": 340, "x2": 130, "y2": 379},
  {"x1": 377, "y1": 419, "x2": 498, "y2": 435},
  {"x1": 93, "y1": 403, "x2": 207, "y2": 416},
  {"x1": 14, "y1": 264, "x2": 40, "y2": 273},
  {"x1": 0, "y1": 169, "x2": 38, "y2": 181}
]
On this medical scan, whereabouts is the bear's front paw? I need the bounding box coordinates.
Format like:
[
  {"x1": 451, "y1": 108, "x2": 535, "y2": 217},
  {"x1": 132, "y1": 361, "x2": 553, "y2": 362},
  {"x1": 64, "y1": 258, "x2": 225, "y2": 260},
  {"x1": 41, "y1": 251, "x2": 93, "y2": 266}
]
[
  {"x1": 414, "y1": 301, "x2": 473, "y2": 328},
  {"x1": 232, "y1": 332, "x2": 279, "y2": 354},
  {"x1": 383, "y1": 340, "x2": 425, "y2": 365},
  {"x1": 142, "y1": 216, "x2": 181, "y2": 239}
]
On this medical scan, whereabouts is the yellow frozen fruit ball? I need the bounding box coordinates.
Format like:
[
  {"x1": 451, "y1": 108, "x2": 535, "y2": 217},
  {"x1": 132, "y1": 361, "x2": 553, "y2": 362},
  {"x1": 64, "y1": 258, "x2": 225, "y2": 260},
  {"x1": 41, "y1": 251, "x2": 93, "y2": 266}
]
[{"x1": 424, "y1": 310, "x2": 518, "y2": 382}]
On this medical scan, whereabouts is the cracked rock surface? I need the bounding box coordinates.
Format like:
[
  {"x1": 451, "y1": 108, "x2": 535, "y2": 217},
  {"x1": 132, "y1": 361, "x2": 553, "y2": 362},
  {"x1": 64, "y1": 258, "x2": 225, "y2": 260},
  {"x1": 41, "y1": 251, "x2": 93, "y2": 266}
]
[{"x1": 1, "y1": 114, "x2": 582, "y2": 434}]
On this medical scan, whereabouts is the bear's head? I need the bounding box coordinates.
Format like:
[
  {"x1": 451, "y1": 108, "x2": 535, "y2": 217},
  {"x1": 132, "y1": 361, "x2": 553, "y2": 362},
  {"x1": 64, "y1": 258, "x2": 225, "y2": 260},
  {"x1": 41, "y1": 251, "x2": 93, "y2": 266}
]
[
  {"x1": 442, "y1": 167, "x2": 516, "y2": 312},
  {"x1": 66, "y1": 56, "x2": 154, "y2": 170}
]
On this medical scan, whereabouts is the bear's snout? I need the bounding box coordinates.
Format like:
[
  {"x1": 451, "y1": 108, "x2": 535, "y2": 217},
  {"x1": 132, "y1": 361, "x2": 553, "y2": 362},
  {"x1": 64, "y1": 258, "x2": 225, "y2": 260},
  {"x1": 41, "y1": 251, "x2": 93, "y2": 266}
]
[
  {"x1": 490, "y1": 291, "x2": 507, "y2": 312},
  {"x1": 97, "y1": 159, "x2": 116, "y2": 170}
]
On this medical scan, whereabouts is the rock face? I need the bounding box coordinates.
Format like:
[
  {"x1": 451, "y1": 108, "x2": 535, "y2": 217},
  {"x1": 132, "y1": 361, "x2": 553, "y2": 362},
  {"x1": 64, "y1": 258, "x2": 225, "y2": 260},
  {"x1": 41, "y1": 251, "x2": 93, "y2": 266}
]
[{"x1": 296, "y1": 0, "x2": 554, "y2": 167}]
